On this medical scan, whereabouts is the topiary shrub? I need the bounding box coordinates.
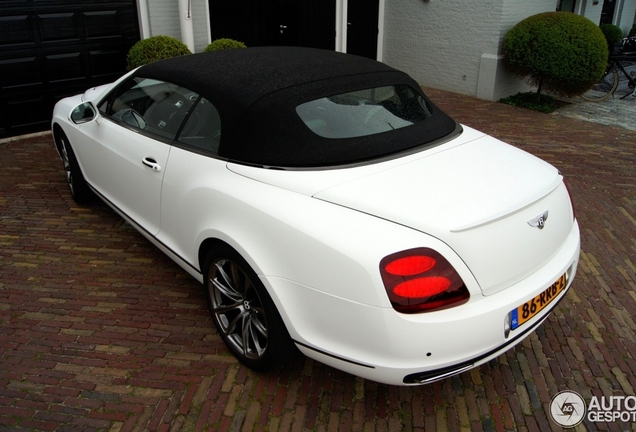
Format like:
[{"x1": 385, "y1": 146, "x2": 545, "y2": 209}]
[
  {"x1": 629, "y1": 24, "x2": 636, "y2": 37},
  {"x1": 599, "y1": 24, "x2": 624, "y2": 45},
  {"x1": 503, "y1": 12, "x2": 608, "y2": 98},
  {"x1": 204, "y1": 38, "x2": 247, "y2": 51},
  {"x1": 127, "y1": 35, "x2": 192, "y2": 70}
]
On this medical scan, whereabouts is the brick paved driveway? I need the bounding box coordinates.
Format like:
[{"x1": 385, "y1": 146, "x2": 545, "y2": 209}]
[{"x1": 1, "y1": 90, "x2": 635, "y2": 432}]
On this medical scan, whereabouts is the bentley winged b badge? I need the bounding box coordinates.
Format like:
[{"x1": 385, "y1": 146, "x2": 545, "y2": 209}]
[{"x1": 528, "y1": 211, "x2": 549, "y2": 229}]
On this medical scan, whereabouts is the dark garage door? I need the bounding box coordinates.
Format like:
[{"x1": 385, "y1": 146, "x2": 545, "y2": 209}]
[{"x1": 0, "y1": 0, "x2": 140, "y2": 138}]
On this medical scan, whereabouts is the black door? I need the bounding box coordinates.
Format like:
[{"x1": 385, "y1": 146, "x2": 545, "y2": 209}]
[
  {"x1": 263, "y1": 0, "x2": 301, "y2": 46},
  {"x1": 209, "y1": 0, "x2": 335, "y2": 50},
  {"x1": 346, "y1": 0, "x2": 379, "y2": 59},
  {"x1": 600, "y1": 0, "x2": 617, "y2": 25},
  {"x1": 208, "y1": 0, "x2": 262, "y2": 47},
  {"x1": 295, "y1": 1, "x2": 336, "y2": 50},
  {"x1": 0, "y1": 0, "x2": 140, "y2": 138}
]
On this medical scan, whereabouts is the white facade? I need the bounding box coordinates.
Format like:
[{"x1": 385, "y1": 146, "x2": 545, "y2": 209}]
[
  {"x1": 615, "y1": 0, "x2": 636, "y2": 32},
  {"x1": 138, "y1": 0, "x2": 210, "y2": 53},
  {"x1": 137, "y1": 0, "x2": 636, "y2": 101},
  {"x1": 381, "y1": 0, "x2": 542, "y2": 101}
]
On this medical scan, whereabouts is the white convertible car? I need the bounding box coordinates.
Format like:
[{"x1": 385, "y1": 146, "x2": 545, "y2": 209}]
[{"x1": 52, "y1": 47, "x2": 579, "y2": 386}]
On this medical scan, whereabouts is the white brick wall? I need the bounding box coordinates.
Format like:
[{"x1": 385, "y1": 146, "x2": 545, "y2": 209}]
[
  {"x1": 383, "y1": 0, "x2": 562, "y2": 100},
  {"x1": 618, "y1": 0, "x2": 636, "y2": 34},
  {"x1": 192, "y1": 0, "x2": 211, "y2": 52},
  {"x1": 148, "y1": 0, "x2": 180, "y2": 39},
  {"x1": 146, "y1": 0, "x2": 210, "y2": 53},
  {"x1": 578, "y1": 0, "x2": 636, "y2": 33},
  {"x1": 581, "y1": 1, "x2": 603, "y2": 27},
  {"x1": 139, "y1": 0, "x2": 636, "y2": 98}
]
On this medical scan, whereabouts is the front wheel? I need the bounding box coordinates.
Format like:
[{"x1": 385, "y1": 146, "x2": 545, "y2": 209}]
[
  {"x1": 581, "y1": 67, "x2": 619, "y2": 102},
  {"x1": 204, "y1": 244, "x2": 297, "y2": 371},
  {"x1": 57, "y1": 130, "x2": 93, "y2": 204}
]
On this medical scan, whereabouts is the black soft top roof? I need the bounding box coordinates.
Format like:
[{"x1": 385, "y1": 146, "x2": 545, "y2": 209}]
[{"x1": 137, "y1": 47, "x2": 458, "y2": 168}]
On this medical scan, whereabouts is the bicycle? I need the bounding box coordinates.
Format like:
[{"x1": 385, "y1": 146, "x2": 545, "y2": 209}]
[{"x1": 581, "y1": 46, "x2": 636, "y2": 102}]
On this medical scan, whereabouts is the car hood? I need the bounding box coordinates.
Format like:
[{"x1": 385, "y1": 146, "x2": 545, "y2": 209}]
[{"x1": 229, "y1": 126, "x2": 574, "y2": 295}]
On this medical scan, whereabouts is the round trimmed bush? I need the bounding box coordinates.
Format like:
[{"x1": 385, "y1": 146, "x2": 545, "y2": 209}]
[
  {"x1": 503, "y1": 12, "x2": 608, "y2": 97},
  {"x1": 204, "y1": 38, "x2": 247, "y2": 51},
  {"x1": 127, "y1": 36, "x2": 192, "y2": 70},
  {"x1": 599, "y1": 24, "x2": 624, "y2": 45},
  {"x1": 629, "y1": 24, "x2": 636, "y2": 37}
]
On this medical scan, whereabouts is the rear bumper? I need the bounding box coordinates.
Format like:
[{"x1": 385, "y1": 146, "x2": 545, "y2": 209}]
[
  {"x1": 402, "y1": 271, "x2": 572, "y2": 384},
  {"x1": 270, "y1": 221, "x2": 580, "y2": 386}
]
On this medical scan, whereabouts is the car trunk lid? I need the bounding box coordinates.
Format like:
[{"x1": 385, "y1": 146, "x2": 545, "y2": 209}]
[{"x1": 313, "y1": 134, "x2": 573, "y2": 295}]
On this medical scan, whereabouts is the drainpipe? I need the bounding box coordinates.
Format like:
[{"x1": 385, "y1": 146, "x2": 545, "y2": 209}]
[
  {"x1": 336, "y1": 0, "x2": 347, "y2": 53},
  {"x1": 137, "y1": 0, "x2": 151, "y2": 39},
  {"x1": 178, "y1": 0, "x2": 195, "y2": 52}
]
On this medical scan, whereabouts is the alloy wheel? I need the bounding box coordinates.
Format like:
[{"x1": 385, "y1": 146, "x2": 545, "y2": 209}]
[
  {"x1": 208, "y1": 258, "x2": 269, "y2": 360},
  {"x1": 60, "y1": 138, "x2": 75, "y2": 195}
]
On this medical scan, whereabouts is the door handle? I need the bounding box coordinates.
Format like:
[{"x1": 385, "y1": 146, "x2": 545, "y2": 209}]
[{"x1": 142, "y1": 157, "x2": 162, "y2": 172}]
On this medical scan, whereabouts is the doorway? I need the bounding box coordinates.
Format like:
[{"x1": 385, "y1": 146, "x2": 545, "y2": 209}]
[
  {"x1": 209, "y1": 0, "x2": 336, "y2": 51},
  {"x1": 208, "y1": 0, "x2": 381, "y2": 59},
  {"x1": 600, "y1": 0, "x2": 617, "y2": 25},
  {"x1": 346, "y1": 0, "x2": 379, "y2": 59}
]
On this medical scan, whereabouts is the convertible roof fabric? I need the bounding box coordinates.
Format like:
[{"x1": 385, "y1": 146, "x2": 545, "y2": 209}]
[{"x1": 138, "y1": 47, "x2": 458, "y2": 168}]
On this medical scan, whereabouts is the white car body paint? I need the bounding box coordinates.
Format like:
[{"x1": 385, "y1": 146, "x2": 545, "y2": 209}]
[{"x1": 50, "y1": 54, "x2": 580, "y2": 385}]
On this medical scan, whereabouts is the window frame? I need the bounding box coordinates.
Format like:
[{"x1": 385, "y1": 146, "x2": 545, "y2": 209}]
[
  {"x1": 97, "y1": 76, "x2": 199, "y2": 145},
  {"x1": 173, "y1": 96, "x2": 223, "y2": 156}
]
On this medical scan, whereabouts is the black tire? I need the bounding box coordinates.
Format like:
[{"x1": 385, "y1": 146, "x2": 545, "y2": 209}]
[
  {"x1": 581, "y1": 67, "x2": 619, "y2": 102},
  {"x1": 203, "y1": 244, "x2": 297, "y2": 371},
  {"x1": 56, "y1": 130, "x2": 93, "y2": 204}
]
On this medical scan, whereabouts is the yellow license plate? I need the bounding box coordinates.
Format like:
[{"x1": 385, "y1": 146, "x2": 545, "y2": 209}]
[{"x1": 511, "y1": 273, "x2": 567, "y2": 330}]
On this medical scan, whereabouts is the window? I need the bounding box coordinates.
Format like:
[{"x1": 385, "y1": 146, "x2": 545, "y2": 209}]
[
  {"x1": 100, "y1": 77, "x2": 198, "y2": 141},
  {"x1": 176, "y1": 97, "x2": 222, "y2": 153},
  {"x1": 296, "y1": 85, "x2": 433, "y2": 139}
]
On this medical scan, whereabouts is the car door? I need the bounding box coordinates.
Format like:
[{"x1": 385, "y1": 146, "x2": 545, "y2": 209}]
[
  {"x1": 155, "y1": 96, "x2": 225, "y2": 268},
  {"x1": 77, "y1": 77, "x2": 197, "y2": 235}
]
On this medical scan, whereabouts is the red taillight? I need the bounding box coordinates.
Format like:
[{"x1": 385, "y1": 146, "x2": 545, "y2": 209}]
[
  {"x1": 385, "y1": 256, "x2": 435, "y2": 276},
  {"x1": 394, "y1": 277, "x2": 450, "y2": 298},
  {"x1": 380, "y1": 248, "x2": 469, "y2": 313}
]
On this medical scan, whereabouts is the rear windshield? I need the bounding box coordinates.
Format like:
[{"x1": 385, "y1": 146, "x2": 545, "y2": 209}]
[
  {"x1": 220, "y1": 76, "x2": 459, "y2": 169},
  {"x1": 296, "y1": 85, "x2": 433, "y2": 139}
]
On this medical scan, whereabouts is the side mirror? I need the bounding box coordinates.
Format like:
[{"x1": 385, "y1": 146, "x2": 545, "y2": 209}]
[{"x1": 70, "y1": 102, "x2": 97, "y2": 125}]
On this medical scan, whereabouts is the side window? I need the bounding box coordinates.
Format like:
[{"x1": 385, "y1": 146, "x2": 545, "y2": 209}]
[
  {"x1": 99, "y1": 76, "x2": 198, "y2": 141},
  {"x1": 176, "y1": 97, "x2": 222, "y2": 153}
]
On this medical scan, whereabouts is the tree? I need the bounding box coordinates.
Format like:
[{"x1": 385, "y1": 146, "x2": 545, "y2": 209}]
[
  {"x1": 503, "y1": 12, "x2": 608, "y2": 98},
  {"x1": 127, "y1": 36, "x2": 192, "y2": 70}
]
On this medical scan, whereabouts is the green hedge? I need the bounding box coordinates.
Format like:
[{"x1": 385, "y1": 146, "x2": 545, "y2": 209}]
[
  {"x1": 127, "y1": 36, "x2": 192, "y2": 70},
  {"x1": 503, "y1": 12, "x2": 608, "y2": 97},
  {"x1": 204, "y1": 38, "x2": 247, "y2": 51},
  {"x1": 599, "y1": 24, "x2": 624, "y2": 45}
]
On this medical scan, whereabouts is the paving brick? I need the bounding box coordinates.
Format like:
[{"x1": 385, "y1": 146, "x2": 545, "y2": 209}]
[{"x1": 2, "y1": 92, "x2": 636, "y2": 430}]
